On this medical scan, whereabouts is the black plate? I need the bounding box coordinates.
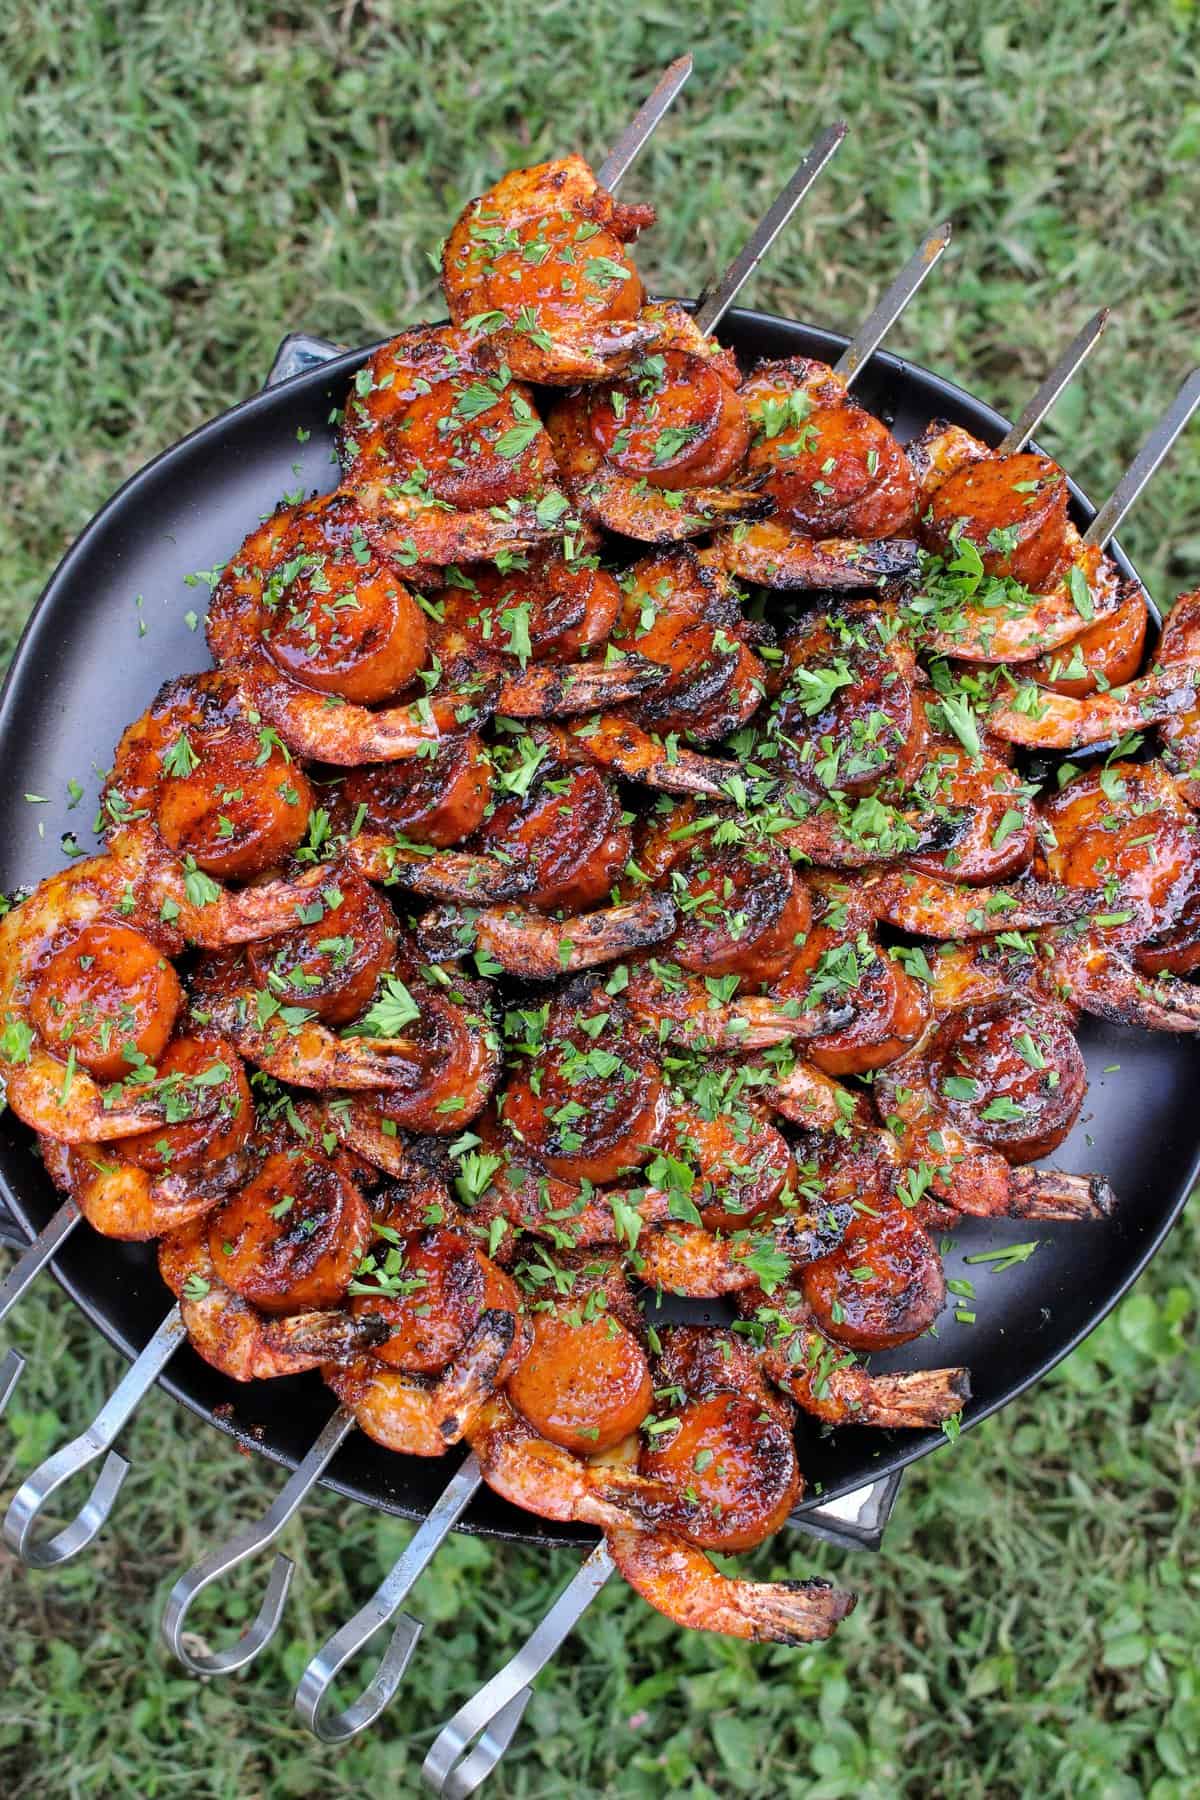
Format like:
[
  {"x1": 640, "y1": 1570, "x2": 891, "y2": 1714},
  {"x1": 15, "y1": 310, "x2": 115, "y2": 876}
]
[{"x1": 2, "y1": 309, "x2": 1197, "y2": 1546}]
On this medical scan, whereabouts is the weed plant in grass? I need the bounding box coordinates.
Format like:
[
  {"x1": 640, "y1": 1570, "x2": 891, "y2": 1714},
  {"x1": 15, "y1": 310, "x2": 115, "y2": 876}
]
[{"x1": 1, "y1": 3, "x2": 1199, "y2": 1796}]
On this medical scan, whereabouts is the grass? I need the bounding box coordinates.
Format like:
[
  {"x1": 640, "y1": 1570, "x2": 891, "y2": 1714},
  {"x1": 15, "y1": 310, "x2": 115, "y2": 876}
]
[{"x1": 1, "y1": 1, "x2": 1199, "y2": 1794}]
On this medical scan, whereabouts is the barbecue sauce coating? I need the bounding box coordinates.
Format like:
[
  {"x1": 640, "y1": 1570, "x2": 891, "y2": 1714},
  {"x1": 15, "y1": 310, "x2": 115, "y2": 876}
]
[
  {"x1": 109, "y1": 670, "x2": 313, "y2": 878},
  {"x1": 338, "y1": 734, "x2": 493, "y2": 847},
  {"x1": 502, "y1": 984, "x2": 666, "y2": 1183},
  {"x1": 354, "y1": 1224, "x2": 521, "y2": 1375},
  {"x1": 611, "y1": 549, "x2": 765, "y2": 741},
  {"x1": 773, "y1": 921, "x2": 931, "y2": 1076},
  {"x1": 742, "y1": 358, "x2": 916, "y2": 538},
  {"x1": 639, "y1": 1328, "x2": 801, "y2": 1551},
  {"x1": 117, "y1": 1035, "x2": 253, "y2": 1174},
  {"x1": 589, "y1": 348, "x2": 751, "y2": 490},
  {"x1": 247, "y1": 866, "x2": 398, "y2": 1026},
  {"x1": 441, "y1": 156, "x2": 654, "y2": 383},
  {"x1": 29, "y1": 921, "x2": 183, "y2": 1082},
  {"x1": 340, "y1": 325, "x2": 560, "y2": 515},
  {"x1": 477, "y1": 752, "x2": 629, "y2": 913},
  {"x1": 662, "y1": 1108, "x2": 794, "y2": 1231},
  {"x1": 801, "y1": 1150, "x2": 945, "y2": 1350},
  {"x1": 507, "y1": 1260, "x2": 651, "y2": 1454},
  {"x1": 670, "y1": 843, "x2": 811, "y2": 981},
  {"x1": 1028, "y1": 585, "x2": 1148, "y2": 696},
  {"x1": 925, "y1": 452, "x2": 1070, "y2": 591},
  {"x1": 211, "y1": 1148, "x2": 372, "y2": 1314},
  {"x1": 923, "y1": 996, "x2": 1086, "y2": 1163},
  {"x1": 207, "y1": 494, "x2": 429, "y2": 705},
  {"x1": 432, "y1": 553, "x2": 622, "y2": 665},
  {"x1": 769, "y1": 604, "x2": 917, "y2": 795},
  {"x1": 1036, "y1": 761, "x2": 1200, "y2": 943}
]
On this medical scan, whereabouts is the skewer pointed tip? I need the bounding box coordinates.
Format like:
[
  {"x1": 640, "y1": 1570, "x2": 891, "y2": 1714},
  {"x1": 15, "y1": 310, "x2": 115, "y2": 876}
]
[
  {"x1": 693, "y1": 124, "x2": 848, "y2": 334},
  {"x1": 996, "y1": 306, "x2": 1115, "y2": 456},
  {"x1": 1082, "y1": 365, "x2": 1200, "y2": 550},
  {"x1": 833, "y1": 221, "x2": 952, "y2": 383},
  {"x1": 597, "y1": 55, "x2": 694, "y2": 192}
]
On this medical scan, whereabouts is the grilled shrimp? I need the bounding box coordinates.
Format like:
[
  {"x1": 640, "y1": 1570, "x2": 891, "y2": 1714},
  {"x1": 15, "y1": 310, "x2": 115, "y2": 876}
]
[
  {"x1": 989, "y1": 658, "x2": 1200, "y2": 750},
  {"x1": 1035, "y1": 761, "x2": 1200, "y2": 945},
  {"x1": 1043, "y1": 930, "x2": 1200, "y2": 1035},
  {"x1": 707, "y1": 357, "x2": 918, "y2": 590},
  {"x1": 326, "y1": 1308, "x2": 521, "y2": 1455},
  {"x1": 1155, "y1": 590, "x2": 1200, "y2": 804},
  {"x1": 105, "y1": 673, "x2": 341, "y2": 942},
  {"x1": 441, "y1": 156, "x2": 657, "y2": 384},
  {"x1": 707, "y1": 518, "x2": 918, "y2": 590},
  {"x1": 739, "y1": 1287, "x2": 970, "y2": 1428},
  {"x1": 543, "y1": 307, "x2": 764, "y2": 541},
  {"x1": 635, "y1": 1205, "x2": 851, "y2": 1299},
  {"x1": 427, "y1": 546, "x2": 662, "y2": 717},
  {"x1": 340, "y1": 325, "x2": 569, "y2": 563},
  {"x1": 904, "y1": 419, "x2": 1125, "y2": 662},
  {"x1": 190, "y1": 949, "x2": 501, "y2": 1126},
  {"x1": 0, "y1": 852, "x2": 233, "y2": 1142},
  {"x1": 874, "y1": 991, "x2": 1087, "y2": 1166},
  {"x1": 605, "y1": 1524, "x2": 855, "y2": 1644},
  {"x1": 245, "y1": 863, "x2": 398, "y2": 1026},
  {"x1": 416, "y1": 893, "x2": 677, "y2": 980},
  {"x1": 205, "y1": 492, "x2": 498, "y2": 764},
  {"x1": 469, "y1": 726, "x2": 632, "y2": 911},
  {"x1": 858, "y1": 866, "x2": 1095, "y2": 937},
  {"x1": 623, "y1": 960, "x2": 854, "y2": 1051},
  {"x1": 467, "y1": 1379, "x2": 842, "y2": 1639},
  {"x1": 159, "y1": 1162, "x2": 389, "y2": 1385},
  {"x1": 570, "y1": 711, "x2": 741, "y2": 797},
  {"x1": 40, "y1": 1035, "x2": 254, "y2": 1238},
  {"x1": 1026, "y1": 582, "x2": 1149, "y2": 696},
  {"x1": 584, "y1": 549, "x2": 767, "y2": 743}
]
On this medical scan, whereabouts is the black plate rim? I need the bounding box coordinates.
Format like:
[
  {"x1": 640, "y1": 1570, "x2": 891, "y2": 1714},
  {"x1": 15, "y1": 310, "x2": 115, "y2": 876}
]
[{"x1": 0, "y1": 305, "x2": 1190, "y2": 1546}]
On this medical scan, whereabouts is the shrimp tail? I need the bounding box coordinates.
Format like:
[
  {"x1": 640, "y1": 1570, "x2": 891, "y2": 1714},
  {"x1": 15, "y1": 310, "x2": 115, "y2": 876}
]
[
  {"x1": 418, "y1": 894, "x2": 677, "y2": 978},
  {"x1": 347, "y1": 834, "x2": 535, "y2": 903},
  {"x1": 434, "y1": 1308, "x2": 522, "y2": 1445},
  {"x1": 497, "y1": 656, "x2": 666, "y2": 718},
  {"x1": 605, "y1": 1525, "x2": 856, "y2": 1643}
]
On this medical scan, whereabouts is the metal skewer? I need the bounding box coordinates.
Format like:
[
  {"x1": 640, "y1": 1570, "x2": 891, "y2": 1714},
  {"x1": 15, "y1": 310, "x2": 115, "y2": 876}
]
[
  {"x1": 294, "y1": 1451, "x2": 486, "y2": 1743},
  {"x1": 0, "y1": 1197, "x2": 82, "y2": 1417},
  {"x1": 1082, "y1": 367, "x2": 1200, "y2": 549},
  {"x1": 694, "y1": 123, "x2": 848, "y2": 334},
  {"x1": 3, "y1": 1306, "x2": 185, "y2": 1567},
  {"x1": 422, "y1": 1543, "x2": 616, "y2": 1799},
  {"x1": 833, "y1": 221, "x2": 953, "y2": 385},
  {"x1": 596, "y1": 56, "x2": 693, "y2": 193},
  {"x1": 995, "y1": 308, "x2": 1110, "y2": 456},
  {"x1": 162, "y1": 1403, "x2": 357, "y2": 1677}
]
